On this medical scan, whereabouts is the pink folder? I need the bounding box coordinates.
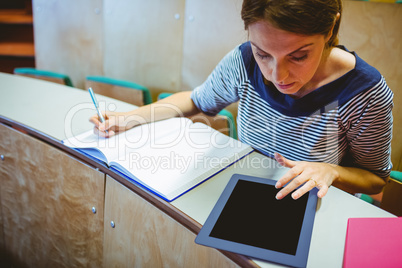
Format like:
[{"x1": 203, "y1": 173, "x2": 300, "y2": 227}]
[{"x1": 343, "y1": 217, "x2": 402, "y2": 268}]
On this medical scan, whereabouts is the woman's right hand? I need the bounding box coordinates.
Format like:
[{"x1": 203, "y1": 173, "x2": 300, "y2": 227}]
[
  {"x1": 89, "y1": 91, "x2": 198, "y2": 138},
  {"x1": 89, "y1": 111, "x2": 136, "y2": 138}
]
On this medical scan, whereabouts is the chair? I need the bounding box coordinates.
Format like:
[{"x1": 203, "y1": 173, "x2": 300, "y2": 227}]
[
  {"x1": 14, "y1": 68, "x2": 73, "y2": 87},
  {"x1": 380, "y1": 170, "x2": 402, "y2": 216},
  {"x1": 85, "y1": 76, "x2": 152, "y2": 106},
  {"x1": 157, "y1": 92, "x2": 237, "y2": 139},
  {"x1": 358, "y1": 194, "x2": 375, "y2": 205}
]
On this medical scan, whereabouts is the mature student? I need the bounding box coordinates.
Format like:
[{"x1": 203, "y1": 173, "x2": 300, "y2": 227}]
[{"x1": 91, "y1": 0, "x2": 393, "y2": 201}]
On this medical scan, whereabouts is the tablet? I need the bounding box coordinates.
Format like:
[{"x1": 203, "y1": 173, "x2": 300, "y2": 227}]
[{"x1": 195, "y1": 174, "x2": 318, "y2": 268}]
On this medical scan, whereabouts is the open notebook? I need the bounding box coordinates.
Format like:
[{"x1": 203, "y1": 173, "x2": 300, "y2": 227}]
[{"x1": 63, "y1": 117, "x2": 253, "y2": 201}]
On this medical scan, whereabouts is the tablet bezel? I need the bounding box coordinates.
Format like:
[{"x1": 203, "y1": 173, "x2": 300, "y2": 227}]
[{"x1": 195, "y1": 174, "x2": 318, "y2": 268}]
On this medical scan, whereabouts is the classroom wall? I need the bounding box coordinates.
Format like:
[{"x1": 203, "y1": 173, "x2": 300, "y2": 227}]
[
  {"x1": 33, "y1": 0, "x2": 104, "y2": 86},
  {"x1": 32, "y1": 0, "x2": 402, "y2": 169},
  {"x1": 32, "y1": 0, "x2": 246, "y2": 95}
]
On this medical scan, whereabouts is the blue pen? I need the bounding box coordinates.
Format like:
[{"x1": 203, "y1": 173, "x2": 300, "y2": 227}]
[{"x1": 88, "y1": 87, "x2": 106, "y2": 124}]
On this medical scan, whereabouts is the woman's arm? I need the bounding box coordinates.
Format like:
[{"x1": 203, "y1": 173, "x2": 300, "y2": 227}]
[
  {"x1": 274, "y1": 153, "x2": 387, "y2": 200},
  {"x1": 90, "y1": 91, "x2": 200, "y2": 137},
  {"x1": 275, "y1": 75, "x2": 393, "y2": 200}
]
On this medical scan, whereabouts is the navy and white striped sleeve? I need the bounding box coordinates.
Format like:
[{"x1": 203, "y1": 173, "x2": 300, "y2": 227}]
[
  {"x1": 341, "y1": 76, "x2": 393, "y2": 179},
  {"x1": 191, "y1": 46, "x2": 245, "y2": 116}
]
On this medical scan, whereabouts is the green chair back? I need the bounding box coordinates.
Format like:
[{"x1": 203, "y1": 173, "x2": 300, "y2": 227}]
[
  {"x1": 14, "y1": 67, "x2": 74, "y2": 87},
  {"x1": 86, "y1": 76, "x2": 152, "y2": 106}
]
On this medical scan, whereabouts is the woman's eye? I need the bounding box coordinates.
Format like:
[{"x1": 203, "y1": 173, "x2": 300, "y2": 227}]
[
  {"x1": 292, "y1": 54, "x2": 308, "y2": 62},
  {"x1": 256, "y1": 52, "x2": 271, "y2": 60}
]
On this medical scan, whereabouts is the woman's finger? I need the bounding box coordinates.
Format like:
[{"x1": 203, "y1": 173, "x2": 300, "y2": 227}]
[
  {"x1": 290, "y1": 179, "x2": 318, "y2": 200},
  {"x1": 275, "y1": 172, "x2": 310, "y2": 199},
  {"x1": 93, "y1": 125, "x2": 115, "y2": 138},
  {"x1": 275, "y1": 156, "x2": 307, "y2": 189},
  {"x1": 274, "y1": 152, "x2": 297, "y2": 168},
  {"x1": 89, "y1": 114, "x2": 101, "y2": 127},
  {"x1": 317, "y1": 183, "x2": 329, "y2": 198}
]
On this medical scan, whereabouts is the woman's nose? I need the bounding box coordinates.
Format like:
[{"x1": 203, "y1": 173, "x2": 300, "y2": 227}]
[{"x1": 272, "y1": 61, "x2": 289, "y2": 83}]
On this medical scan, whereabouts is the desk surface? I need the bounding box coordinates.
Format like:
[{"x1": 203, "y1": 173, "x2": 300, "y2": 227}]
[{"x1": 0, "y1": 72, "x2": 394, "y2": 268}]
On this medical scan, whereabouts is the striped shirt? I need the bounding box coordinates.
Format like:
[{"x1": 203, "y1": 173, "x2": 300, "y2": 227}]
[{"x1": 191, "y1": 42, "x2": 393, "y2": 179}]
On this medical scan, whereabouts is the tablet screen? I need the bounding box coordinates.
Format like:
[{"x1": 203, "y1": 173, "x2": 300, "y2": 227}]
[
  {"x1": 209, "y1": 179, "x2": 308, "y2": 255},
  {"x1": 195, "y1": 174, "x2": 318, "y2": 268}
]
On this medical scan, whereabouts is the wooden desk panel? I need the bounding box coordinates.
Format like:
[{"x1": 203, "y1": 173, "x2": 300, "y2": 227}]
[
  {"x1": 0, "y1": 117, "x2": 256, "y2": 267},
  {"x1": 0, "y1": 179, "x2": 4, "y2": 262},
  {"x1": 0, "y1": 124, "x2": 105, "y2": 268},
  {"x1": 103, "y1": 176, "x2": 253, "y2": 268}
]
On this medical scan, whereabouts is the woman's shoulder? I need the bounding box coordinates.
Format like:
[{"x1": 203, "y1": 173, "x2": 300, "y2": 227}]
[
  {"x1": 329, "y1": 47, "x2": 356, "y2": 77},
  {"x1": 327, "y1": 46, "x2": 386, "y2": 106},
  {"x1": 335, "y1": 46, "x2": 382, "y2": 83}
]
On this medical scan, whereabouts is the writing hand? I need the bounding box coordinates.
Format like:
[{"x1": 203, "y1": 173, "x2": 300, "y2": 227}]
[
  {"x1": 274, "y1": 152, "x2": 339, "y2": 200},
  {"x1": 89, "y1": 111, "x2": 128, "y2": 138}
]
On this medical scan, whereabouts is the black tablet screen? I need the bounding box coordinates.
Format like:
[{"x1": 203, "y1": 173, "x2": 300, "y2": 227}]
[{"x1": 209, "y1": 179, "x2": 308, "y2": 255}]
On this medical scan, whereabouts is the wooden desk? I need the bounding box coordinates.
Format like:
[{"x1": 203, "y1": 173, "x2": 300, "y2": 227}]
[{"x1": 0, "y1": 72, "x2": 394, "y2": 267}]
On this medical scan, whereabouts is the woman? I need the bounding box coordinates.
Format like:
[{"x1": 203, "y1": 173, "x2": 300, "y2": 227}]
[{"x1": 91, "y1": 0, "x2": 393, "y2": 200}]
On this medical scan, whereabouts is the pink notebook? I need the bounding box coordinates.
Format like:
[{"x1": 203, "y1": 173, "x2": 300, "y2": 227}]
[{"x1": 343, "y1": 217, "x2": 402, "y2": 268}]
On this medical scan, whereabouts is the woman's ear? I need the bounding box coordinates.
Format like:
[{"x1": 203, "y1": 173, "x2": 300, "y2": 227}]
[{"x1": 325, "y1": 12, "x2": 341, "y2": 43}]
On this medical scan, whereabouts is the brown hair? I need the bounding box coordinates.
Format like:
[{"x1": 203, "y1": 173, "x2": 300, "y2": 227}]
[{"x1": 241, "y1": 0, "x2": 342, "y2": 47}]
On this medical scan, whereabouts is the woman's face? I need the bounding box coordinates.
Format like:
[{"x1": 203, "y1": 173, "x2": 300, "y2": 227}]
[{"x1": 248, "y1": 21, "x2": 329, "y2": 98}]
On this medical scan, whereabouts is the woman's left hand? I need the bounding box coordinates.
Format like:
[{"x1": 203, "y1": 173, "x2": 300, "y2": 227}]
[{"x1": 274, "y1": 152, "x2": 339, "y2": 200}]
